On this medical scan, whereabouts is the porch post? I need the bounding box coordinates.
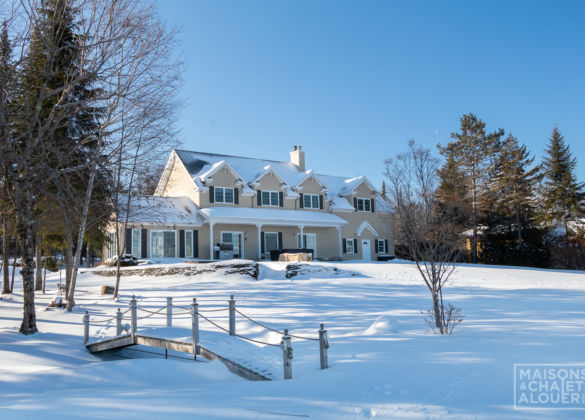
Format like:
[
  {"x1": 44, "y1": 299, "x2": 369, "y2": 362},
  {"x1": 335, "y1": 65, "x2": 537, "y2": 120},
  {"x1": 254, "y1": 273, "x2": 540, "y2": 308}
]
[
  {"x1": 209, "y1": 222, "x2": 215, "y2": 261},
  {"x1": 256, "y1": 224, "x2": 262, "y2": 260},
  {"x1": 337, "y1": 226, "x2": 342, "y2": 259},
  {"x1": 299, "y1": 225, "x2": 304, "y2": 248}
]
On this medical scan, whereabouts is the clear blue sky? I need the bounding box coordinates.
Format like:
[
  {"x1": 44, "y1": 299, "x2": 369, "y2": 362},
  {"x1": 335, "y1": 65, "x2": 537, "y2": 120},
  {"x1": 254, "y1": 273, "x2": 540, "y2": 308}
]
[{"x1": 156, "y1": 0, "x2": 585, "y2": 188}]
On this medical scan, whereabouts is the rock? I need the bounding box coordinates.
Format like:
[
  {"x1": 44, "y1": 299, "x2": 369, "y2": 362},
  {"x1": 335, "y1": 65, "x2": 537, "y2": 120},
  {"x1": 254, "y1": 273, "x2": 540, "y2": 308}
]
[
  {"x1": 48, "y1": 296, "x2": 65, "y2": 308},
  {"x1": 101, "y1": 285, "x2": 115, "y2": 295}
]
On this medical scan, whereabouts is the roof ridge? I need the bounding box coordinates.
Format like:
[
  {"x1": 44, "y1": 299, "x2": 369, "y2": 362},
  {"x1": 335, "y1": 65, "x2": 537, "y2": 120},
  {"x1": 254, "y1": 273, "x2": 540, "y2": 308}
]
[{"x1": 174, "y1": 148, "x2": 287, "y2": 165}]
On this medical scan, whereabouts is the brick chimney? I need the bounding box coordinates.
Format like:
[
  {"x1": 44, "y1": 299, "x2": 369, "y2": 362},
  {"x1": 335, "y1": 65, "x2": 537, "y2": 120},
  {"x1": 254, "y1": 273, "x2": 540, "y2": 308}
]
[{"x1": 290, "y1": 145, "x2": 305, "y2": 171}]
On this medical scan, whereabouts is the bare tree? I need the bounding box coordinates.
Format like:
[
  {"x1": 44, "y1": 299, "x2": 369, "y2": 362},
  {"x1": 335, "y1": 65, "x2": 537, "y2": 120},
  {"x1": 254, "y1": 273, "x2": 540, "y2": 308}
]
[{"x1": 384, "y1": 140, "x2": 463, "y2": 334}]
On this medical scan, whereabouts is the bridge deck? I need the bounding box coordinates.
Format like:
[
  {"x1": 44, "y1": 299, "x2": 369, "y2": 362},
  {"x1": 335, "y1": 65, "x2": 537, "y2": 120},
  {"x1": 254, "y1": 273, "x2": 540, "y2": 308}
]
[{"x1": 86, "y1": 333, "x2": 272, "y2": 381}]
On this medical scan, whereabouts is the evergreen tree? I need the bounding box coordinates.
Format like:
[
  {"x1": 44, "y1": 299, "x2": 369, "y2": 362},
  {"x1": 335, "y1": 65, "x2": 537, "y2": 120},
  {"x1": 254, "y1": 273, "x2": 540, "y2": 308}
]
[
  {"x1": 490, "y1": 134, "x2": 540, "y2": 246},
  {"x1": 381, "y1": 181, "x2": 387, "y2": 201},
  {"x1": 439, "y1": 114, "x2": 504, "y2": 263},
  {"x1": 540, "y1": 127, "x2": 585, "y2": 236}
]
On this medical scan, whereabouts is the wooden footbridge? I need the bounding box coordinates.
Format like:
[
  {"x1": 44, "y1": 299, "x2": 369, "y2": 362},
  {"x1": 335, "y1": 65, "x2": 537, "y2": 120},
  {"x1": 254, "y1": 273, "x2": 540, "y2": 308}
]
[{"x1": 84, "y1": 295, "x2": 330, "y2": 381}]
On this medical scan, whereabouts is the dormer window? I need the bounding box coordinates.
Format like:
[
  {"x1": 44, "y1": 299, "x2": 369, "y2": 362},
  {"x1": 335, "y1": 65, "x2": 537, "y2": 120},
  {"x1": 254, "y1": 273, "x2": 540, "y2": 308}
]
[
  {"x1": 214, "y1": 187, "x2": 235, "y2": 204},
  {"x1": 356, "y1": 197, "x2": 371, "y2": 212},
  {"x1": 262, "y1": 190, "x2": 280, "y2": 206},
  {"x1": 303, "y1": 194, "x2": 320, "y2": 209}
]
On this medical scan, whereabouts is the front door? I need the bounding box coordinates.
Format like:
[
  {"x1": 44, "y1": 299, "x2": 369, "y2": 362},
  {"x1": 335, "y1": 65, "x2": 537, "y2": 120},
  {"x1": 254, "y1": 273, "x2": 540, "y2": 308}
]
[{"x1": 361, "y1": 239, "x2": 371, "y2": 261}]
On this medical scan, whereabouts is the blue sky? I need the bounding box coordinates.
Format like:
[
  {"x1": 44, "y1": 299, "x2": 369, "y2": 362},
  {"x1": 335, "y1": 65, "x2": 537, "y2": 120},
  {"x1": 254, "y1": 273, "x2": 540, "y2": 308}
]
[{"x1": 156, "y1": 0, "x2": 585, "y2": 188}]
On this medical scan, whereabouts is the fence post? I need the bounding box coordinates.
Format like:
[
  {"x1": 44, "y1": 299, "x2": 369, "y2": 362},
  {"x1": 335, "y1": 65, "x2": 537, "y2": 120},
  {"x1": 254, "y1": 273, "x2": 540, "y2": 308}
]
[
  {"x1": 83, "y1": 311, "x2": 89, "y2": 345},
  {"x1": 319, "y1": 323, "x2": 329, "y2": 369},
  {"x1": 191, "y1": 298, "x2": 199, "y2": 360},
  {"x1": 166, "y1": 296, "x2": 173, "y2": 327},
  {"x1": 130, "y1": 295, "x2": 137, "y2": 336},
  {"x1": 280, "y1": 329, "x2": 293, "y2": 380},
  {"x1": 229, "y1": 295, "x2": 236, "y2": 336},
  {"x1": 116, "y1": 308, "x2": 122, "y2": 336}
]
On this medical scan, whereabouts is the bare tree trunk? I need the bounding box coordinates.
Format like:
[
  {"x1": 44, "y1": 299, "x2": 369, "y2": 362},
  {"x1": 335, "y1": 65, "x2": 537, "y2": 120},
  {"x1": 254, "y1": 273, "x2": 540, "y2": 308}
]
[
  {"x1": 11, "y1": 240, "x2": 17, "y2": 292},
  {"x1": 64, "y1": 243, "x2": 73, "y2": 297},
  {"x1": 432, "y1": 291, "x2": 443, "y2": 334},
  {"x1": 67, "y1": 159, "x2": 98, "y2": 311},
  {"x1": 35, "y1": 233, "x2": 42, "y2": 291},
  {"x1": 85, "y1": 242, "x2": 91, "y2": 268},
  {"x1": 516, "y1": 207, "x2": 523, "y2": 248},
  {"x1": 15, "y1": 180, "x2": 37, "y2": 334},
  {"x1": 42, "y1": 264, "x2": 46, "y2": 294},
  {"x1": 2, "y1": 215, "x2": 9, "y2": 294}
]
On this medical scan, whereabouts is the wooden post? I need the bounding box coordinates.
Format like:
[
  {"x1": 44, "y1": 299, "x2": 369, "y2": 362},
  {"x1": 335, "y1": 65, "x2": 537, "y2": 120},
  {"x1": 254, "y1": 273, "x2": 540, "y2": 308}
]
[
  {"x1": 229, "y1": 295, "x2": 236, "y2": 336},
  {"x1": 191, "y1": 298, "x2": 199, "y2": 360},
  {"x1": 280, "y1": 329, "x2": 293, "y2": 380},
  {"x1": 130, "y1": 295, "x2": 137, "y2": 336},
  {"x1": 319, "y1": 323, "x2": 329, "y2": 369},
  {"x1": 116, "y1": 308, "x2": 122, "y2": 336},
  {"x1": 83, "y1": 311, "x2": 89, "y2": 345},
  {"x1": 166, "y1": 296, "x2": 172, "y2": 327}
]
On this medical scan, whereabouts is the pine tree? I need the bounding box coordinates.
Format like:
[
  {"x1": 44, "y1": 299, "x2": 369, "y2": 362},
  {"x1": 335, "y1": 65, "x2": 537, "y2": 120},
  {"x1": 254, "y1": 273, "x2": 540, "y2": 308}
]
[
  {"x1": 439, "y1": 114, "x2": 504, "y2": 263},
  {"x1": 540, "y1": 127, "x2": 585, "y2": 236},
  {"x1": 490, "y1": 134, "x2": 540, "y2": 246},
  {"x1": 381, "y1": 181, "x2": 387, "y2": 201}
]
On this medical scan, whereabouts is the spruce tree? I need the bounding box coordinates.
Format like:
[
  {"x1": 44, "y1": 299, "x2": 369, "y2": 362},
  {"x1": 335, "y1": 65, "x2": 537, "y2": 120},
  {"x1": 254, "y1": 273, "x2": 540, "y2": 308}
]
[
  {"x1": 439, "y1": 114, "x2": 504, "y2": 263},
  {"x1": 491, "y1": 134, "x2": 540, "y2": 246},
  {"x1": 540, "y1": 127, "x2": 585, "y2": 236}
]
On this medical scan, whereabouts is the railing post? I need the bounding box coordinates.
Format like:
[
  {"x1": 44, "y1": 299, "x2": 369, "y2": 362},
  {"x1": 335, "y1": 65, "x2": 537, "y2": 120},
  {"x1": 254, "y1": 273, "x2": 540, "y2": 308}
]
[
  {"x1": 229, "y1": 295, "x2": 236, "y2": 336},
  {"x1": 280, "y1": 329, "x2": 293, "y2": 380},
  {"x1": 319, "y1": 323, "x2": 329, "y2": 369},
  {"x1": 130, "y1": 295, "x2": 137, "y2": 336},
  {"x1": 83, "y1": 311, "x2": 89, "y2": 345},
  {"x1": 166, "y1": 296, "x2": 173, "y2": 327},
  {"x1": 116, "y1": 308, "x2": 122, "y2": 336},
  {"x1": 191, "y1": 298, "x2": 199, "y2": 360}
]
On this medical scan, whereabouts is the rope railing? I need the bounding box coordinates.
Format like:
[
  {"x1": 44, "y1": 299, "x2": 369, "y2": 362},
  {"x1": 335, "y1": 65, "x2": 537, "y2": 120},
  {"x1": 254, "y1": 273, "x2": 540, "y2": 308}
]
[
  {"x1": 83, "y1": 294, "x2": 330, "y2": 379},
  {"x1": 234, "y1": 308, "x2": 319, "y2": 341}
]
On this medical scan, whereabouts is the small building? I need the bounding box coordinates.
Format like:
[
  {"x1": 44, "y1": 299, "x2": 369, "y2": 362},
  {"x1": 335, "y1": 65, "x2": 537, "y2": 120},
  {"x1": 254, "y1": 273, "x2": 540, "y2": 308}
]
[{"x1": 105, "y1": 146, "x2": 394, "y2": 261}]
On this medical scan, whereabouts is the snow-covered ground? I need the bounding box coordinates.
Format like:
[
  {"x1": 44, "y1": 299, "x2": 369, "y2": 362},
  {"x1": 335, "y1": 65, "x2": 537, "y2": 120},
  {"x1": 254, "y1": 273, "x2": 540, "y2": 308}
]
[{"x1": 1, "y1": 260, "x2": 585, "y2": 419}]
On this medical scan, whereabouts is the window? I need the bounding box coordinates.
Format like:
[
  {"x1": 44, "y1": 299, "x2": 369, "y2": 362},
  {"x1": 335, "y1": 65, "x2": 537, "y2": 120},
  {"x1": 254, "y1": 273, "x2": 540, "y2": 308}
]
[
  {"x1": 376, "y1": 239, "x2": 387, "y2": 253},
  {"x1": 345, "y1": 238, "x2": 355, "y2": 254},
  {"x1": 151, "y1": 230, "x2": 176, "y2": 258},
  {"x1": 264, "y1": 232, "x2": 279, "y2": 253},
  {"x1": 215, "y1": 187, "x2": 234, "y2": 204},
  {"x1": 303, "y1": 194, "x2": 320, "y2": 209},
  {"x1": 297, "y1": 233, "x2": 317, "y2": 257},
  {"x1": 262, "y1": 190, "x2": 279, "y2": 206},
  {"x1": 131, "y1": 229, "x2": 141, "y2": 257},
  {"x1": 357, "y1": 198, "x2": 371, "y2": 212},
  {"x1": 185, "y1": 230, "x2": 193, "y2": 258},
  {"x1": 221, "y1": 231, "x2": 243, "y2": 258},
  {"x1": 106, "y1": 232, "x2": 118, "y2": 261}
]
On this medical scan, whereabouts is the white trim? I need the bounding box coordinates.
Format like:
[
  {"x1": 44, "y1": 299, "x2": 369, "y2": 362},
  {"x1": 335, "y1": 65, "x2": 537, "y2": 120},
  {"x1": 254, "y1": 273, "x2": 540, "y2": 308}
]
[
  {"x1": 185, "y1": 230, "x2": 194, "y2": 258},
  {"x1": 261, "y1": 190, "x2": 280, "y2": 207},
  {"x1": 263, "y1": 232, "x2": 279, "y2": 254},
  {"x1": 296, "y1": 233, "x2": 317, "y2": 258},
  {"x1": 356, "y1": 221, "x2": 379, "y2": 237},
  {"x1": 295, "y1": 170, "x2": 327, "y2": 191},
  {"x1": 200, "y1": 160, "x2": 245, "y2": 185},
  {"x1": 344, "y1": 176, "x2": 378, "y2": 196},
  {"x1": 253, "y1": 165, "x2": 289, "y2": 188},
  {"x1": 302, "y1": 193, "x2": 321, "y2": 209},
  {"x1": 356, "y1": 197, "x2": 372, "y2": 212},
  {"x1": 214, "y1": 186, "x2": 235, "y2": 204}
]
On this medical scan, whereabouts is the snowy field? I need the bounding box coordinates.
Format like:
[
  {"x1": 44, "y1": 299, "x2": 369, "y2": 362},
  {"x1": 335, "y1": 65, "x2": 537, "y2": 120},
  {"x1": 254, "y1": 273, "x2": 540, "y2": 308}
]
[{"x1": 1, "y1": 260, "x2": 585, "y2": 419}]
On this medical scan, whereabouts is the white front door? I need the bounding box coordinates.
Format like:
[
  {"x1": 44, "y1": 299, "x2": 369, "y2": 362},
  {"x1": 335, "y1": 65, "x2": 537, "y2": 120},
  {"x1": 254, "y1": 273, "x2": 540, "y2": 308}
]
[{"x1": 361, "y1": 240, "x2": 371, "y2": 261}]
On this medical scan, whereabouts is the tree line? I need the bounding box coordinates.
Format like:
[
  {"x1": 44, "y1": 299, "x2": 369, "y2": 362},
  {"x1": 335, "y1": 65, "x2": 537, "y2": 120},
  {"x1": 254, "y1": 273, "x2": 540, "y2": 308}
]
[
  {"x1": 385, "y1": 113, "x2": 585, "y2": 271},
  {"x1": 0, "y1": 0, "x2": 181, "y2": 335}
]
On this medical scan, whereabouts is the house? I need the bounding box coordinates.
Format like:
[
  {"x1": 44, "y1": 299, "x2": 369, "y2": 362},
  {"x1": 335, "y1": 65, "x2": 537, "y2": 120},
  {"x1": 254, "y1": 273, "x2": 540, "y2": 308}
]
[{"x1": 105, "y1": 146, "x2": 394, "y2": 261}]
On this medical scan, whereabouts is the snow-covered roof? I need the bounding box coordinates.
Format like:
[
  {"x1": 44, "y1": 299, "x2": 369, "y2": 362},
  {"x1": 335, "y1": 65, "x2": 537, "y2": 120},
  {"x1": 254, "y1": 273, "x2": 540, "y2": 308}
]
[
  {"x1": 200, "y1": 207, "x2": 348, "y2": 227},
  {"x1": 173, "y1": 149, "x2": 379, "y2": 212},
  {"x1": 120, "y1": 196, "x2": 204, "y2": 227}
]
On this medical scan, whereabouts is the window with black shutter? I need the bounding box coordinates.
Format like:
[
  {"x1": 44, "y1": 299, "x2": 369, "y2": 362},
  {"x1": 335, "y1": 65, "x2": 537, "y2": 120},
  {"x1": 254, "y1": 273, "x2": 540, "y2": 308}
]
[
  {"x1": 209, "y1": 186, "x2": 215, "y2": 203},
  {"x1": 299, "y1": 193, "x2": 304, "y2": 208},
  {"x1": 257, "y1": 190, "x2": 262, "y2": 206}
]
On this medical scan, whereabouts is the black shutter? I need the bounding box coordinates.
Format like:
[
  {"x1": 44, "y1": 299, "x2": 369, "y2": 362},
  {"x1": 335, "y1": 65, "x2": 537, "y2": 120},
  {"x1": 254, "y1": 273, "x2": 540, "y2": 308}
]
[
  {"x1": 125, "y1": 228, "x2": 132, "y2": 254},
  {"x1": 353, "y1": 197, "x2": 358, "y2": 211},
  {"x1": 279, "y1": 191, "x2": 284, "y2": 207},
  {"x1": 375, "y1": 239, "x2": 379, "y2": 253},
  {"x1": 278, "y1": 232, "x2": 283, "y2": 250},
  {"x1": 209, "y1": 186, "x2": 215, "y2": 203},
  {"x1": 299, "y1": 193, "x2": 304, "y2": 208},
  {"x1": 385, "y1": 239, "x2": 389, "y2": 254},
  {"x1": 193, "y1": 230, "x2": 199, "y2": 258},
  {"x1": 371, "y1": 198, "x2": 375, "y2": 213},
  {"x1": 319, "y1": 195, "x2": 324, "y2": 209},
  {"x1": 141, "y1": 229, "x2": 147, "y2": 258},
  {"x1": 342, "y1": 239, "x2": 347, "y2": 253},
  {"x1": 179, "y1": 230, "x2": 185, "y2": 258},
  {"x1": 234, "y1": 188, "x2": 239, "y2": 204},
  {"x1": 261, "y1": 232, "x2": 265, "y2": 254},
  {"x1": 257, "y1": 190, "x2": 262, "y2": 206},
  {"x1": 354, "y1": 239, "x2": 358, "y2": 254}
]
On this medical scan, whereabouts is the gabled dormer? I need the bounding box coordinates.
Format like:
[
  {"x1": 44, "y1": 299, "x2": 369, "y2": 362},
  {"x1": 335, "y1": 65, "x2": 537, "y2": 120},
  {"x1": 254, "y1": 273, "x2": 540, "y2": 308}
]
[
  {"x1": 295, "y1": 171, "x2": 328, "y2": 211},
  {"x1": 345, "y1": 177, "x2": 379, "y2": 213}
]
